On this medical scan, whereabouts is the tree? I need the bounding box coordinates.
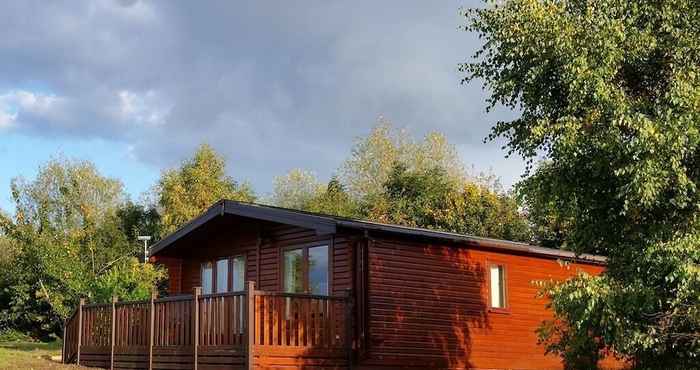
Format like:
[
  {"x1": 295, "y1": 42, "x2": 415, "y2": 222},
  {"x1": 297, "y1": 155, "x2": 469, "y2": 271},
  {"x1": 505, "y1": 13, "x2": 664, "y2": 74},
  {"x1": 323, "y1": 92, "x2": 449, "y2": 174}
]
[
  {"x1": 158, "y1": 144, "x2": 255, "y2": 234},
  {"x1": 340, "y1": 119, "x2": 466, "y2": 200},
  {"x1": 270, "y1": 122, "x2": 529, "y2": 242},
  {"x1": 465, "y1": 0, "x2": 700, "y2": 365},
  {"x1": 368, "y1": 164, "x2": 531, "y2": 241},
  {"x1": 0, "y1": 158, "x2": 164, "y2": 339},
  {"x1": 305, "y1": 177, "x2": 359, "y2": 218},
  {"x1": 271, "y1": 169, "x2": 324, "y2": 210}
]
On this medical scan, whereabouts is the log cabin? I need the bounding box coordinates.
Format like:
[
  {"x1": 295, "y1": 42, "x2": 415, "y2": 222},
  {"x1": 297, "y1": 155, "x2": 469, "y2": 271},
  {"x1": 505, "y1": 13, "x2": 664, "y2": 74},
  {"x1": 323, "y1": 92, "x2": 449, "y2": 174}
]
[{"x1": 63, "y1": 199, "x2": 622, "y2": 370}]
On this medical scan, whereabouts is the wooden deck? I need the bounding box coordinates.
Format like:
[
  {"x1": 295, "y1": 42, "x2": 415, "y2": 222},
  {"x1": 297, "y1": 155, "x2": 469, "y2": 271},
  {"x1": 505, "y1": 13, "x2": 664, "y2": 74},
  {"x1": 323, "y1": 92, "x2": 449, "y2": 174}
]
[{"x1": 63, "y1": 282, "x2": 353, "y2": 370}]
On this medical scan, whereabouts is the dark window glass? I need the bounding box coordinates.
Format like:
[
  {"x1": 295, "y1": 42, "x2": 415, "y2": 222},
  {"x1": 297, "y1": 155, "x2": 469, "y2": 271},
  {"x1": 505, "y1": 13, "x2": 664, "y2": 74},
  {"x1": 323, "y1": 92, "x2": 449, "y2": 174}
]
[
  {"x1": 283, "y1": 249, "x2": 304, "y2": 293},
  {"x1": 201, "y1": 262, "x2": 213, "y2": 295},
  {"x1": 216, "y1": 259, "x2": 228, "y2": 293},
  {"x1": 232, "y1": 256, "x2": 245, "y2": 292},
  {"x1": 308, "y1": 245, "x2": 329, "y2": 295}
]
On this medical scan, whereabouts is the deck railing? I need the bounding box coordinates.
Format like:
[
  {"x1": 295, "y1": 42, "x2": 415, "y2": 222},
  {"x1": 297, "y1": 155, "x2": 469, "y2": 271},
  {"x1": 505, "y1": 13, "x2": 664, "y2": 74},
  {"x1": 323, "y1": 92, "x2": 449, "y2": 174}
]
[{"x1": 63, "y1": 282, "x2": 353, "y2": 369}]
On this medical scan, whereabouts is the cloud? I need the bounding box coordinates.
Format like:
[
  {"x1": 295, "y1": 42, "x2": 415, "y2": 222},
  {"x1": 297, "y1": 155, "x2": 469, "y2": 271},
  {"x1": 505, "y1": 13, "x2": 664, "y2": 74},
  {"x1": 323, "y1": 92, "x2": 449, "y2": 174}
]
[{"x1": 0, "y1": 0, "x2": 525, "y2": 192}]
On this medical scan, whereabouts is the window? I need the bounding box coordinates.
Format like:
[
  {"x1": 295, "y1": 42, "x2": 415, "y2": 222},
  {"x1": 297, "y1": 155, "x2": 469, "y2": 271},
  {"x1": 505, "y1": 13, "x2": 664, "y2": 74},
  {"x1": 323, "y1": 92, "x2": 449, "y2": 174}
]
[
  {"x1": 489, "y1": 264, "x2": 506, "y2": 309},
  {"x1": 283, "y1": 244, "x2": 329, "y2": 295},
  {"x1": 201, "y1": 262, "x2": 213, "y2": 295},
  {"x1": 232, "y1": 256, "x2": 245, "y2": 292},
  {"x1": 309, "y1": 245, "x2": 329, "y2": 295},
  {"x1": 200, "y1": 256, "x2": 245, "y2": 294},
  {"x1": 216, "y1": 259, "x2": 229, "y2": 293},
  {"x1": 283, "y1": 249, "x2": 304, "y2": 293}
]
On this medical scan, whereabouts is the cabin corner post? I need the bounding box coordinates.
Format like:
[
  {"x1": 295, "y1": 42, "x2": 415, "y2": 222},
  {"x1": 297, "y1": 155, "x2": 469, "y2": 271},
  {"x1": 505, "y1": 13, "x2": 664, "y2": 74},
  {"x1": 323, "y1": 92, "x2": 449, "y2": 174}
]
[
  {"x1": 77, "y1": 297, "x2": 84, "y2": 366},
  {"x1": 61, "y1": 318, "x2": 67, "y2": 364},
  {"x1": 344, "y1": 288, "x2": 354, "y2": 369},
  {"x1": 148, "y1": 290, "x2": 156, "y2": 370},
  {"x1": 110, "y1": 296, "x2": 117, "y2": 370},
  {"x1": 246, "y1": 281, "x2": 256, "y2": 370},
  {"x1": 193, "y1": 287, "x2": 201, "y2": 370}
]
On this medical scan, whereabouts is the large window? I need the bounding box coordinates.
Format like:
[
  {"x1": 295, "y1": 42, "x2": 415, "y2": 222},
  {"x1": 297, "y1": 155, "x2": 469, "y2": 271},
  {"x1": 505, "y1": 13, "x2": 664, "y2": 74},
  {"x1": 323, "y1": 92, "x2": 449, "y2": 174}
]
[
  {"x1": 200, "y1": 256, "x2": 245, "y2": 294},
  {"x1": 489, "y1": 264, "x2": 507, "y2": 309},
  {"x1": 283, "y1": 244, "x2": 329, "y2": 295}
]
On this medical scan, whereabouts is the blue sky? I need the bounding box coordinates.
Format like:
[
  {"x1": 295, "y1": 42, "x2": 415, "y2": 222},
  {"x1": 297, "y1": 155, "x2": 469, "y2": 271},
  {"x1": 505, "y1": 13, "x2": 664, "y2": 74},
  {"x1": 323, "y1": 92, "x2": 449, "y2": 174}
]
[{"x1": 0, "y1": 0, "x2": 524, "y2": 213}]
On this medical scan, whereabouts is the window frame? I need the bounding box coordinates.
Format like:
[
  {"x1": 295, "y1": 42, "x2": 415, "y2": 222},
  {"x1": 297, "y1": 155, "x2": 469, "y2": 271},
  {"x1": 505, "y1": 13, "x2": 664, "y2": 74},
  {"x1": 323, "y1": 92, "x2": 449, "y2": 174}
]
[
  {"x1": 200, "y1": 254, "x2": 247, "y2": 294},
  {"x1": 486, "y1": 260, "x2": 509, "y2": 314},
  {"x1": 280, "y1": 240, "x2": 332, "y2": 296}
]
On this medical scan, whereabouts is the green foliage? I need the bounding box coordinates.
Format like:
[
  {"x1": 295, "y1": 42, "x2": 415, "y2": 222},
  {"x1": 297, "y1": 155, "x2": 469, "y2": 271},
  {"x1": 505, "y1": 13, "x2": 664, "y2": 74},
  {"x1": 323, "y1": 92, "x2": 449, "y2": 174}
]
[
  {"x1": 271, "y1": 169, "x2": 324, "y2": 211},
  {"x1": 0, "y1": 158, "x2": 165, "y2": 339},
  {"x1": 158, "y1": 144, "x2": 255, "y2": 234},
  {"x1": 0, "y1": 328, "x2": 35, "y2": 343},
  {"x1": 272, "y1": 121, "x2": 530, "y2": 242},
  {"x1": 367, "y1": 164, "x2": 531, "y2": 241},
  {"x1": 465, "y1": 0, "x2": 700, "y2": 365},
  {"x1": 93, "y1": 258, "x2": 166, "y2": 302},
  {"x1": 340, "y1": 119, "x2": 466, "y2": 199}
]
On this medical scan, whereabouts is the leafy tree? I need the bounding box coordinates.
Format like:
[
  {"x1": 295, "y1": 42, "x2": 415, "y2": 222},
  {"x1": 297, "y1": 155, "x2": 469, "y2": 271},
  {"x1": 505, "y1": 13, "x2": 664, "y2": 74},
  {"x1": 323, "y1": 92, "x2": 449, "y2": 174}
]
[
  {"x1": 158, "y1": 144, "x2": 255, "y2": 233},
  {"x1": 117, "y1": 201, "x2": 162, "y2": 260},
  {"x1": 340, "y1": 119, "x2": 465, "y2": 200},
  {"x1": 368, "y1": 164, "x2": 531, "y2": 241},
  {"x1": 271, "y1": 169, "x2": 324, "y2": 210},
  {"x1": 305, "y1": 177, "x2": 359, "y2": 218},
  {"x1": 271, "y1": 170, "x2": 359, "y2": 218},
  {"x1": 0, "y1": 158, "x2": 164, "y2": 339},
  {"x1": 465, "y1": 0, "x2": 700, "y2": 365},
  {"x1": 271, "y1": 122, "x2": 529, "y2": 242}
]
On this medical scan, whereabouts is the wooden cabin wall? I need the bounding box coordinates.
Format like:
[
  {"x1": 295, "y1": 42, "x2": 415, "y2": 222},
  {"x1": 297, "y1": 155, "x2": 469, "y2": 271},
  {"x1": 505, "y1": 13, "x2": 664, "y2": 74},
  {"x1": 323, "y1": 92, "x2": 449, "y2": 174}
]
[
  {"x1": 162, "y1": 219, "x2": 355, "y2": 297},
  {"x1": 358, "y1": 236, "x2": 616, "y2": 370}
]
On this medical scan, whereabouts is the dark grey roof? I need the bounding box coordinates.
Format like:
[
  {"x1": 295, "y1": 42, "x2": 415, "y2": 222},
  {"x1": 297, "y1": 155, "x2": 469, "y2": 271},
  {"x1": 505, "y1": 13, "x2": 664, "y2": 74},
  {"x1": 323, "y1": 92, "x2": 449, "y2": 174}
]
[{"x1": 149, "y1": 199, "x2": 607, "y2": 265}]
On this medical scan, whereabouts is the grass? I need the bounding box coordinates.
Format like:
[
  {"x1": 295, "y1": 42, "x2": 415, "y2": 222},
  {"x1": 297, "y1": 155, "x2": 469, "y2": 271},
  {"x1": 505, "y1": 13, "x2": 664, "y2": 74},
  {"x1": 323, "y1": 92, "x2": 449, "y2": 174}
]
[{"x1": 0, "y1": 341, "x2": 88, "y2": 370}]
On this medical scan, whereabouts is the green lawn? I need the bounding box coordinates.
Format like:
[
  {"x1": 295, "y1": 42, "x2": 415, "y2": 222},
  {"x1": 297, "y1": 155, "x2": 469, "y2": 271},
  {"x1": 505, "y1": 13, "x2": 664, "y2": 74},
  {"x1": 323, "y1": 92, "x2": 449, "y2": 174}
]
[{"x1": 0, "y1": 341, "x2": 88, "y2": 370}]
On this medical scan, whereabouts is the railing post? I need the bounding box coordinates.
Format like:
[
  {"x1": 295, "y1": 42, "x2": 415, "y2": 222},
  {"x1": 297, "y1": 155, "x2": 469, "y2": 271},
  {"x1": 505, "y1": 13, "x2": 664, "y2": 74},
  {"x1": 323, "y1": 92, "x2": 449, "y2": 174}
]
[
  {"x1": 193, "y1": 287, "x2": 201, "y2": 370},
  {"x1": 246, "y1": 281, "x2": 256, "y2": 370},
  {"x1": 148, "y1": 290, "x2": 156, "y2": 370},
  {"x1": 344, "y1": 289, "x2": 354, "y2": 369},
  {"x1": 61, "y1": 319, "x2": 67, "y2": 364},
  {"x1": 110, "y1": 296, "x2": 117, "y2": 369},
  {"x1": 77, "y1": 298, "x2": 84, "y2": 366}
]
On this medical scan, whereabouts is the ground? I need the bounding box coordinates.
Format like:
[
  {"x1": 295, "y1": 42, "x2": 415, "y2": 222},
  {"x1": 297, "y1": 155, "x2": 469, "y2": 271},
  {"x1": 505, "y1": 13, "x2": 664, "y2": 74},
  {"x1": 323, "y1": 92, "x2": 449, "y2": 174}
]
[{"x1": 0, "y1": 341, "x2": 88, "y2": 370}]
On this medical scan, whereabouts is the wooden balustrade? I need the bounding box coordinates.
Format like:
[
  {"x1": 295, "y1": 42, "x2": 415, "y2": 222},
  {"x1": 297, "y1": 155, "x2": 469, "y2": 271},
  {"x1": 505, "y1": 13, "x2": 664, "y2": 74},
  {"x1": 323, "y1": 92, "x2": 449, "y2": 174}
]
[{"x1": 62, "y1": 283, "x2": 353, "y2": 369}]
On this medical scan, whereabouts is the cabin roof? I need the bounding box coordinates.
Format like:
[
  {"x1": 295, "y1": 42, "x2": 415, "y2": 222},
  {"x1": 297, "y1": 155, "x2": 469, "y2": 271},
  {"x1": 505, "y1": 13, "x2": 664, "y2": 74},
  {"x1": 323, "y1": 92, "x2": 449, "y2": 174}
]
[{"x1": 149, "y1": 199, "x2": 607, "y2": 265}]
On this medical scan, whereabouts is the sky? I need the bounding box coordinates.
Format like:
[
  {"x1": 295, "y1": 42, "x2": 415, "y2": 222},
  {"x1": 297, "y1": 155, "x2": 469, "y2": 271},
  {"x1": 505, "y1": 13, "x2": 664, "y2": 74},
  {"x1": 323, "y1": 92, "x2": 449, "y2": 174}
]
[{"x1": 0, "y1": 0, "x2": 524, "y2": 213}]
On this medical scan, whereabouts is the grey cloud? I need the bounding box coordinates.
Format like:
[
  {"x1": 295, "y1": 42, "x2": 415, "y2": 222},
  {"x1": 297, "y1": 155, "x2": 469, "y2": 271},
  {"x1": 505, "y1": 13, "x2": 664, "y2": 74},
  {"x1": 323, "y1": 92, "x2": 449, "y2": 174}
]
[{"x1": 0, "y1": 0, "x2": 524, "y2": 193}]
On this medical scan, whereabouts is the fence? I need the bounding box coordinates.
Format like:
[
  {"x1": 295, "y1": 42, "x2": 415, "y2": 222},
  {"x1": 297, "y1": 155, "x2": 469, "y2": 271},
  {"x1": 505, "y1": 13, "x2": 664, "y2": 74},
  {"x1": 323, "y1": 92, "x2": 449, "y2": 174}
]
[{"x1": 63, "y1": 282, "x2": 352, "y2": 370}]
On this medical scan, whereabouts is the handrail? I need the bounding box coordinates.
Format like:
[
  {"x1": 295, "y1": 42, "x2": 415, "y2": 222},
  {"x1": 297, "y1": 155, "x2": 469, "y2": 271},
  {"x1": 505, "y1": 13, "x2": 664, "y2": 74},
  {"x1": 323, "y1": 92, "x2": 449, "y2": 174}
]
[
  {"x1": 253, "y1": 290, "x2": 347, "y2": 301},
  {"x1": 197, "y1": 291, "x2": 246, "y2": 299}
]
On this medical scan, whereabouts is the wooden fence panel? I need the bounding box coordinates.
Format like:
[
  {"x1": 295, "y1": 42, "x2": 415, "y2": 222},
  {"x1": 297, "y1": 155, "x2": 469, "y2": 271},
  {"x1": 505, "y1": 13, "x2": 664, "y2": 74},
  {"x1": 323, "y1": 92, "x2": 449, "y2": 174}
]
[
  {"x1": 198, "y1": 292, "x2": 247, "y2": 370},
  {"x1": 152, "y1": 296, "x2": 195, "y2": 369},
  {"x1": 63, "y1": 309, "x2": 80, "y2": 364},
  {"x1": 80, "y1": 304, "x2": 111, "y2": 368},
  {"x1": 113, "y1": 301, "x2": 149, "y2": 369}
]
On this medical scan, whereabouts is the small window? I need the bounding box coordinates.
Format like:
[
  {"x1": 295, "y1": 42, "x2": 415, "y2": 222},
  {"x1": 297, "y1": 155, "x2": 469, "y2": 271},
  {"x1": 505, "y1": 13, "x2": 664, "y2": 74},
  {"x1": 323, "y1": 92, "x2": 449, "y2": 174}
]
[
  {"x1": 489, "y1": 264, "x2": 506, "y2": 309},
  {"x1": 215, "y1": 259, "x2": 229, "y2": 293},
  {"x1": 201, "y1": 262, "x2": 213, "y2": 295}
]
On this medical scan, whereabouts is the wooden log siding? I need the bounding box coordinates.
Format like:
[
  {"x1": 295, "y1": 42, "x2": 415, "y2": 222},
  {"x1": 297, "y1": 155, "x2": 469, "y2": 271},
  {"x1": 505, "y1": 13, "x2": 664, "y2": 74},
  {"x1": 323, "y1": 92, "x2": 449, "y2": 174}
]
[
  {"x1": 63, "y1": 288, "x2": 352, "y2": 370},
  {"x1": 359, "y1": 237, "x2": 610, "y2": 370}
]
